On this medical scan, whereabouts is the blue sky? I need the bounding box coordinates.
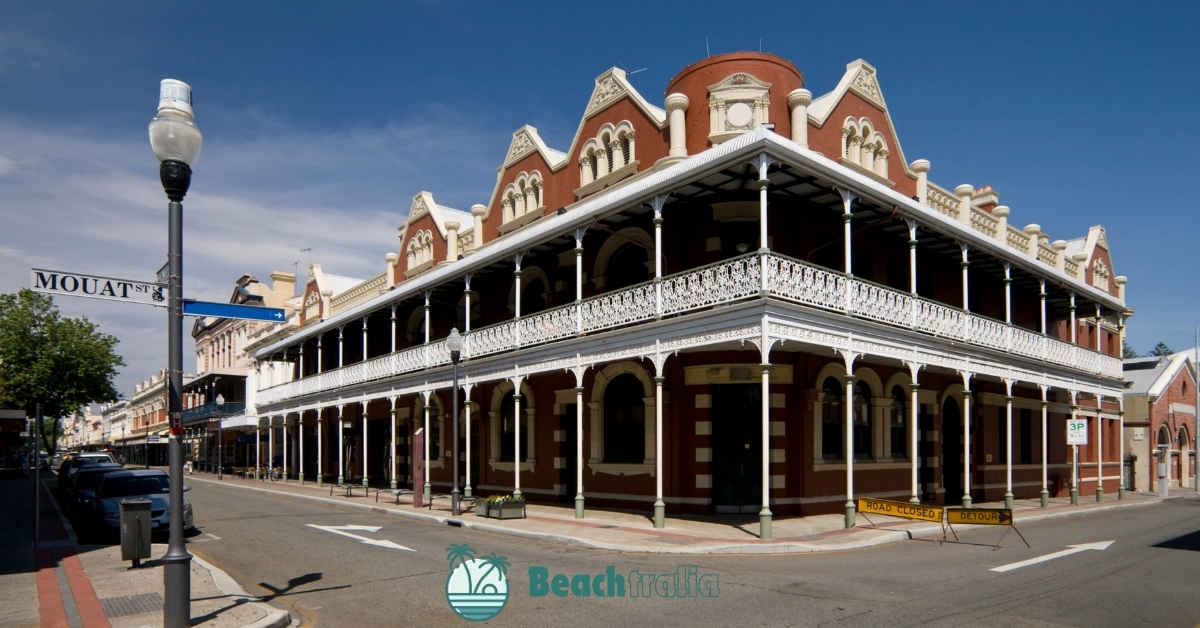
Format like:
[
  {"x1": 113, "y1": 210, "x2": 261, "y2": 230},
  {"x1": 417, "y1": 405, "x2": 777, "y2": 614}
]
[{"x1": 1, "y1": 1, "x2": 1197, "y2": 396}]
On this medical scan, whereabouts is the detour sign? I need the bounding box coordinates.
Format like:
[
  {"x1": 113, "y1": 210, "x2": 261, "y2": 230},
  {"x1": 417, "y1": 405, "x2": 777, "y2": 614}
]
[
  {"x1": 946, "y1": 508, "x2": 1013, "y2": 526},
  {"x1": 857, "y1": 498, "x2": 944, "y2": 523}
]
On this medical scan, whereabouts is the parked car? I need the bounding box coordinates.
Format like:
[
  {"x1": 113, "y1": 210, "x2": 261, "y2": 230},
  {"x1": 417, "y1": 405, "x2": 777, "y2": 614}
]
[
  {"x1": 58, "y1": 453, "x2": 115, "y2": 490},
  {"x1": 66, "y1": 463, "x2": 125, "y2": 519},
  {"x1": 92, "y1": 470, "x2": 193, "y2": 537},
  {"x1": 51, "y1": 452, "x2": 66, "y2": 471}
]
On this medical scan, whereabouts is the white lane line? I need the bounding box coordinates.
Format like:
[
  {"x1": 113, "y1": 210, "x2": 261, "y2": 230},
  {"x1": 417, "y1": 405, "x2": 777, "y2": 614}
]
[
  {"x1": 306, "y1": 524, "x2": 415, "y2": 551},
  {"x1": 990, "y1": 541, "x2": 1114, "y2": 572}
]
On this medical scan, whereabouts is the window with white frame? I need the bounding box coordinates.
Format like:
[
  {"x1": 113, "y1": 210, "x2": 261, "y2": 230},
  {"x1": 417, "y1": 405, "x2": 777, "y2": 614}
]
[
  {"x1": 406, "y1": 229, "x2": 434, "y2": 269},
  {"x1": 579, "y1": 122, "x2": 636, "y2": 186},
  {"x1": 1092, "y1": 259, "x2": 1110, "y2": 291},
  {"x1": 501, "y1": 171, "x2": 544, "y2": 224},
  {"x1": 841, "y1": 117, "x2": 889, "y2": 178}
]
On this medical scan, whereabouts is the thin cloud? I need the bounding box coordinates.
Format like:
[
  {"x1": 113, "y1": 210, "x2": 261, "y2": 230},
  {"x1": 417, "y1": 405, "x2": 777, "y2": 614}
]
[{"x1": 0, "y1": 113, "x2": 499, "y2": 395}]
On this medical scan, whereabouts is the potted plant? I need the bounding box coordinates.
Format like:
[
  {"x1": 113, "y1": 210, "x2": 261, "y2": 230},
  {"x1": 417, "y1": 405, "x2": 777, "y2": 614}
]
[{"x1": 476, "y1": 494, "x2": 526, "y2": 519}]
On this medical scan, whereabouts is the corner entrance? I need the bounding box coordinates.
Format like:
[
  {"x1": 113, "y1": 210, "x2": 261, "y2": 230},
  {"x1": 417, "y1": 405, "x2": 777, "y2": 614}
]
[
  {"x1": 941, "y1": 397, "x2": 963, "y2": 504},
  {"x1": 711, "y1": 384, "x2": 762, "y2": 514}
]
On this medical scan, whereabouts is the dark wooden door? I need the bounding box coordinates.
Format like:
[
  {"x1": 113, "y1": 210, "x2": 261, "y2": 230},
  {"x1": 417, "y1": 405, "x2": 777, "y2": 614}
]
[{"x1": 711, "y1": 384, "x2": 762, "y2": 514}]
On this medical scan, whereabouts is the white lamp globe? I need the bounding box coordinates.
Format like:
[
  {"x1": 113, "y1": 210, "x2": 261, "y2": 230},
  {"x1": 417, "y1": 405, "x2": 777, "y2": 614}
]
[{"x1": 149, "y1": 79, "x2": 203, "y2": 166}]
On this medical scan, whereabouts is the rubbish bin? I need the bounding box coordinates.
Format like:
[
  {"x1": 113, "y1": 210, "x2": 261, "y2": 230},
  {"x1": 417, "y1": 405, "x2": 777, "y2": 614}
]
[{"x1": 120, "y1": 498, "x2": 152, "y2": 568}]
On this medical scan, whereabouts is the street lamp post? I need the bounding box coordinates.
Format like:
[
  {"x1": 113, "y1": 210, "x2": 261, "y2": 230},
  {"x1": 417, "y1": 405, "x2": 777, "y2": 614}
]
[
  {"x1": 149, "y1": 78, "x2": 202, "y2": 628},
  {"x1": 216, "y1": 394, "x2": 224, "y2": 481},
  {"x1": 447, "y1": 328, "x2": 463, "y2": 516}
]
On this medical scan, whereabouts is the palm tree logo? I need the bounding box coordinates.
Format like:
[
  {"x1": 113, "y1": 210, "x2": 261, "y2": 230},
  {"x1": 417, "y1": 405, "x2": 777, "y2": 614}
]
[{"x1": 444, "y1": 544, "x2": 510, "y2": 621}]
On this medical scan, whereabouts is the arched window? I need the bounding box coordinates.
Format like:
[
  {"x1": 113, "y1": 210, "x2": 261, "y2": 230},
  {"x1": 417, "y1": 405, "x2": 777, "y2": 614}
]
[
  {"x1": 842, "y1": 117, "x2": 889, "y2": 177},
  {"x1": 521, "y1": 278, "x2": 547, "y2": 316},
  {"x1": 579, "y1": 122, "x2": 636, "y2": 187},
  {"x1": 854, "y1": 381, "x2": 873, "y2": 459},
  {"x1": 499, "y1": 390, "x2": 527, "y2": 462},
  {"x1": 1092, "y1": 259, "x2": 1110, "y2": 291},
  {"x1": 821, "y1": 377, "x2": 843, "y2": 461},
  {"x1": 603, "y1": 374, "x2": 645, "y2": 463},
  {"x1": 606, "y1": 243, "x2": 649, "y2": 290},
  {"x1": 890, "y1": 385, "x2": 907, "y2": 459},
  {"x1": 603, "y1": 133, "x2": 615, "y2": 174}
]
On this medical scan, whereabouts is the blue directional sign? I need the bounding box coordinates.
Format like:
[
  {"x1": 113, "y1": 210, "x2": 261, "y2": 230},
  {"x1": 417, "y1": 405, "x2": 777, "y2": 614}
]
[{"x1": 183, "y1": 300, "x2": 287, "y2": 322}]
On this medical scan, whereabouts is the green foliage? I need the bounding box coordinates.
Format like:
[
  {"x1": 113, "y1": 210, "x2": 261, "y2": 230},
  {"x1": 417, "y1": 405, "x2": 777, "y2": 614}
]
[
  {"x1": 0, "y1": 289, "x2": 125, "y2": 453},
  {"x1": 1147, "y1": 342, "x2": 1174, "y2": 357},
  {"x1": 481, "y1": 494, "x2": 524, "y2": 503},
  {"x1": 1122, "y1": 340, "x2": 1140, "y2": 359}
]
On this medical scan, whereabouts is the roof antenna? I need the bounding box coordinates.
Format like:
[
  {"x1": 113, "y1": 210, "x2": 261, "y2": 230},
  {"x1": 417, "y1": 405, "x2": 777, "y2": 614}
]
[
  {"x1": 628, "y1": 68, "x2": 647, "y2": 75},
  {"x1": 706, "y1": 36, "x2": 710, "y2": 58},
  {"x1": 299, "y1": 247, "x2": 316, "y2": 267}
]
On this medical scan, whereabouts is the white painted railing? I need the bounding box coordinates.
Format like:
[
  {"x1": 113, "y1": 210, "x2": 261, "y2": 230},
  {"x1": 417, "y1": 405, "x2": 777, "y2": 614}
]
[{"x1": 258, "y1": 253, "x2": 1122, "y2": 405}]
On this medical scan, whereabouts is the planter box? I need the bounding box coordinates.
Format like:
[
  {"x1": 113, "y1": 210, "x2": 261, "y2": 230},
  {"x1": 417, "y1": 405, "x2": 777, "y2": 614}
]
[{"x1": 475, "y1": 501, "x2": 526, "y2": 519}]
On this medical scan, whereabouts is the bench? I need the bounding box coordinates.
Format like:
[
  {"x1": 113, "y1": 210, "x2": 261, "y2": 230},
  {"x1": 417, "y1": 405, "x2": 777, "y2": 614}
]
[
  {"x1": 427, "y1": 494, "x2": 477, "y2": 512},
  {"x1": 373, "y1": 488, "x2": 414, "y2": 505},
  {"x1": 329, "y1": 483, "x2": 365, "y2": 498}
]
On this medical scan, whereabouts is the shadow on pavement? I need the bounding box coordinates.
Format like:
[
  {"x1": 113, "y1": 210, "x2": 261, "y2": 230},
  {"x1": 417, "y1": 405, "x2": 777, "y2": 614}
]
[{"x1": 1153, "y1": 530, "x2": 1200, "y2": 552}]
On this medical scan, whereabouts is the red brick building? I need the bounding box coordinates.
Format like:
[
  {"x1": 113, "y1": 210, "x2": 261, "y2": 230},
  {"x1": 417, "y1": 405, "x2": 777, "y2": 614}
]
[
  {"x1": 1123, "y1": 353, "x2": 1197, "y2": 493},
  {"x1": 245, "y1": 53, "x2": 1131, "y2": 536}
]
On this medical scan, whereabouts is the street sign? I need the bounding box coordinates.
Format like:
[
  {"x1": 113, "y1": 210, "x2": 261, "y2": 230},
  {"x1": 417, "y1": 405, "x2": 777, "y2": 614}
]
[
  {"x1": 147, "y1": 435, "x2": 162, "y2": 444},
  {"x1": 1067, "y1": 418, "x2": 1088, "y2": 445},
  {"x1": 946, "y1": 508, "x2": 1013, "y2": 526},
  {"x1": 857, "y1": 497, "x2": 944, "y2": 523},
  {"x1": 183, "y1": 300, "x2": 286, "y2": 322},
  {"x1": 31, "y1": 268, "x2": 164, "y2": 307}
]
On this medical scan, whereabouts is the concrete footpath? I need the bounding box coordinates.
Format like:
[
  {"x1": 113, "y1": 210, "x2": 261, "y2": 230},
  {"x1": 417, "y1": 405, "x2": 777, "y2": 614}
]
[
  {"x1": 0, "y1": 472, "x2": 289, "y2": 628},
  {"x1": 189, "y1": 472, "x2": 1178, "y2": 554}
]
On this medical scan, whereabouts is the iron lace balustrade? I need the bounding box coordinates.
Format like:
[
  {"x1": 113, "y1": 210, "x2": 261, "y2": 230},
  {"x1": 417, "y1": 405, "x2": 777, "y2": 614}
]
[
  {"x1": 181, "y1": 401, "x2": 245, "y2": 422},
  {"x1": 257, "y1": 252, "x2": 1121, "y2": 405}
]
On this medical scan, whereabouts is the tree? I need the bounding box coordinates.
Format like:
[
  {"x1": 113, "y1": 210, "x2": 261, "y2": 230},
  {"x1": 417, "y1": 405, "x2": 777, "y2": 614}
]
[
  {"x1": 1122, "y1": 340, "x2": 1141, "y2": 359},
  {"x1": 1147, "y1": 342, "x2": 1174, "y2": 357},
  {"x1": 0, "y1": 289, "x2": 125, "y2": 455}
]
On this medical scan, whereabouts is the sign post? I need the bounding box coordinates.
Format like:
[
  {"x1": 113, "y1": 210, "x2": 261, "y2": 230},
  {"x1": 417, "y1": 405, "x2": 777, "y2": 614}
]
[{"x1": 1067, "y1": 418, "x2": 1087, "y2": 505}]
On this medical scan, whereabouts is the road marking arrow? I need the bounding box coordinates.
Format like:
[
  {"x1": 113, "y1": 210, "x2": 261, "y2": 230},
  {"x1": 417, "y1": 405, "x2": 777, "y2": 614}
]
[
  {"x1": 306, "y1": 524, "x2": 414, "y2": 552},
  {"x1": 990, "y1": 541, "x2": 1113, "y2": 573}
]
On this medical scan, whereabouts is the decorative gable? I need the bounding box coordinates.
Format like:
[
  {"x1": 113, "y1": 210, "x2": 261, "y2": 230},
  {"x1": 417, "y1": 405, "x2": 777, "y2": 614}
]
[
  {"x1": 586, "y1": 69, "x2": 629, "y2": 117},
  {"x1": 847, "y1": 62, "x2": 885, "y2": 110},
  {"x1": 501, "y1": 125, "x2": 567, "y2": 170}
]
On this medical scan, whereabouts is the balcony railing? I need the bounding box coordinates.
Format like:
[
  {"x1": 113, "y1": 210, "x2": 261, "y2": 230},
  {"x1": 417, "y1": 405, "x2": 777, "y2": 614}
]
[
  {"x1": 257, "y1": 253, "x2": 1122, "y2": 406},
  {"x1": 181, "y1": 402, "x2": 246, "y2": 423}
]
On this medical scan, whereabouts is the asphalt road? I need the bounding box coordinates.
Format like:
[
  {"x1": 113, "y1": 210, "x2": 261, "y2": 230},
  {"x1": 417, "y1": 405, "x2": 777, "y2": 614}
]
[{"x1": 180, "y1": 481, "x2": 1200, "y2": 627}]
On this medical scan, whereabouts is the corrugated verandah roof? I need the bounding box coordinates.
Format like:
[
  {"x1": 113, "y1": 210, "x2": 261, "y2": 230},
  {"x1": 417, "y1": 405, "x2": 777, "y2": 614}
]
[{"x1": 254, "y1": 127, "x2": 1129, "y2": 361}]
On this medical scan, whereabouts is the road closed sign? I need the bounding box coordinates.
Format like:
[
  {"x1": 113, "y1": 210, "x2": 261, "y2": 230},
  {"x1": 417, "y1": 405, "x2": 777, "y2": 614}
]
[
  {"x1": 1067, "y1": 418, "x2": 1088, "y2": 445},
  {"x1": 946, "y1": 508, "x2": 1013, "y2": 526},
  {"x1": 857, "y1": 497, "x2": 944, "y2": 523}
]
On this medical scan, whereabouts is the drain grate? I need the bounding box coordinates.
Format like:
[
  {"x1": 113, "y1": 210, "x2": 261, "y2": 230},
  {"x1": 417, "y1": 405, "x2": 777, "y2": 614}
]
[{"x1": 100, "y1": 592, "x2": 163, "y2": 618}]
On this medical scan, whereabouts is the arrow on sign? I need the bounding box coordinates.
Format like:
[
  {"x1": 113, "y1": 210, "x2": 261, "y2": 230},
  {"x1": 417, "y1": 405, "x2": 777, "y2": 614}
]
[
  {"x1": 306, "y1": 524, "x2": 414, "y2": 551},
  {"x1": 990, "y1": 541, "x2": 1113, "y2": 572}
]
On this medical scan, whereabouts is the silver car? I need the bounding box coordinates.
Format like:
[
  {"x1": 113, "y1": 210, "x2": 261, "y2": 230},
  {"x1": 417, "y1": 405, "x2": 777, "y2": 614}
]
[{"x1": 91, "y1": 469, "x2": 193, "y2": 536}]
